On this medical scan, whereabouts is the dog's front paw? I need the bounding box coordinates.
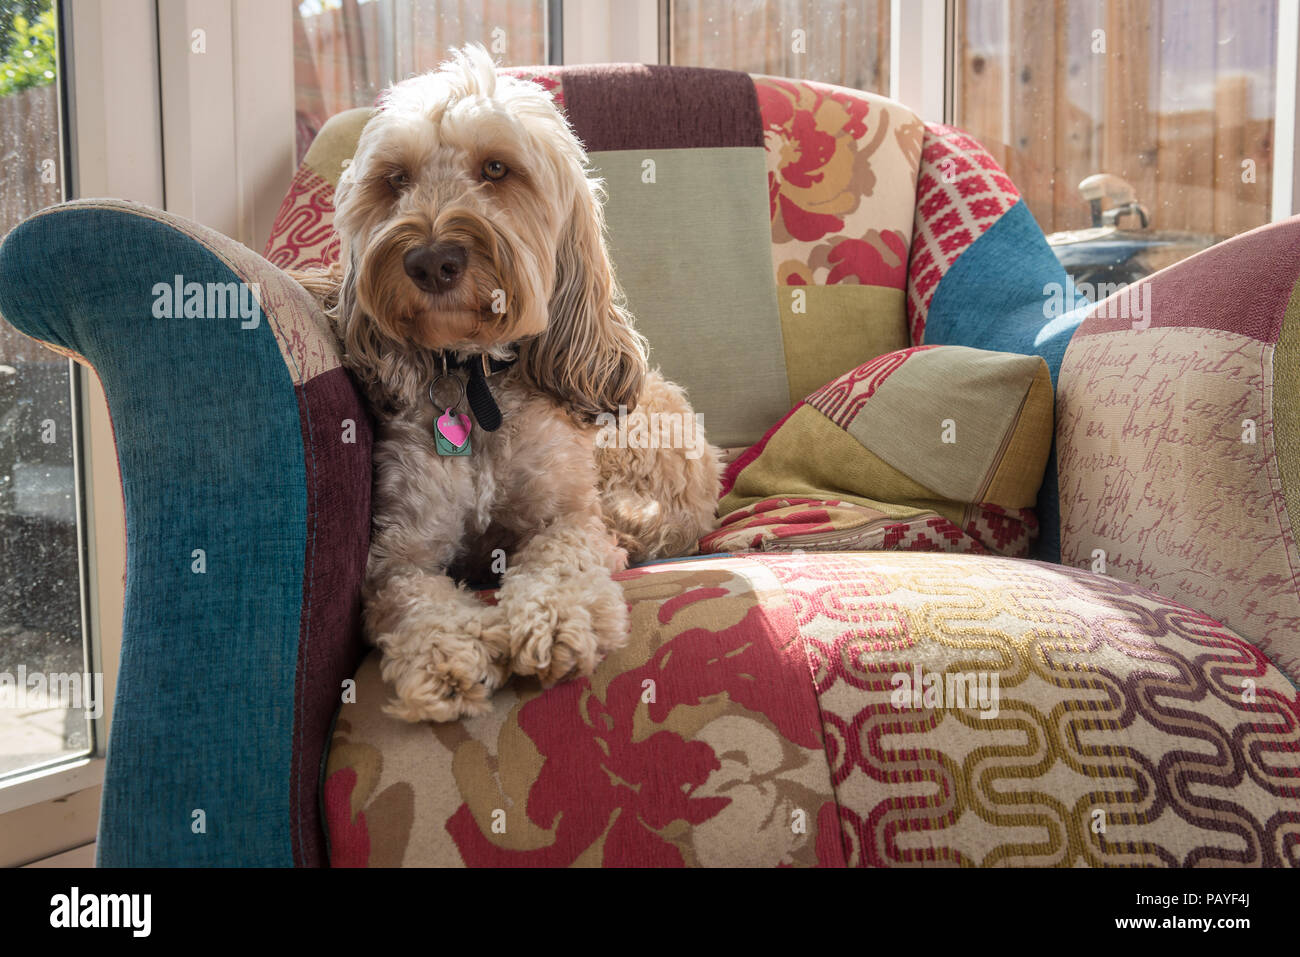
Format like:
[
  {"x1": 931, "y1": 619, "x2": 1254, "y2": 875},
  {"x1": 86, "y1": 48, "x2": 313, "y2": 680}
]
[
  {"x1": 375, "y1": 610, "x2": 511, "y2": 722},
  {"x1": 500, "y1": 571, "x2": 629, "y2": 687}
]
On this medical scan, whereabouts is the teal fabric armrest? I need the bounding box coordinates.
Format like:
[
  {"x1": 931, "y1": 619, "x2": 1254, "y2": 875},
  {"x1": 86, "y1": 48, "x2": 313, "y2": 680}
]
[{"x1": 0, "y1": 199, "x2": 371, "y2": 866}]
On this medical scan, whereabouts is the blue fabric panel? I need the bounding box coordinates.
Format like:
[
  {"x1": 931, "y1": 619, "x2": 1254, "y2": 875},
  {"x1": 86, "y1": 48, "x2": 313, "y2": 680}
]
[
  {"x1": 0, "y1": 207, "x2": 307, "y2": 865},
  {"x1": 920, "y1": 199, "x2": 1087, "y2": 562}
]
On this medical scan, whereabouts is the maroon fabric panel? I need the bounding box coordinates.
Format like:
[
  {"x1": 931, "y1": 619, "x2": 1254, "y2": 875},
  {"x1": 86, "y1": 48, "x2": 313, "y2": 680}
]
[
  {"x1": 1073, "y1": 216, "x2": 1300, "y2": 343},
  {"x1": 558, "y1": 64, "x2": 763, "y2": 152},
  {"x1": 290, "y1": 366, "x2": 373, "y2": 867},
  {"x1": 499, "y1": 66, "x2": 565, "y2": 110}
]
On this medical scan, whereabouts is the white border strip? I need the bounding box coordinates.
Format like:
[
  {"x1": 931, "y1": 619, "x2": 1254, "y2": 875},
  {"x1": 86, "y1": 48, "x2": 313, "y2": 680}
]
[
  {"x1": 564, "y1": 0, "x2": 658, "y2": 65},
  {"x1": 0, "y1": 757, "x2": 104, "y2": 817},
  {"x1": 1273, "y1": 0, "x2": 1299, "y2": 220},
  {"x1": 890, "y1": 0, "x2": 948, "y2": 121}
]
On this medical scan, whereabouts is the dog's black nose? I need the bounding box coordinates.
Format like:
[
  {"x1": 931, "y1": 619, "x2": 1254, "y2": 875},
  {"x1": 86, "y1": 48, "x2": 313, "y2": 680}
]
[{"x1": 404, "y1": 242, "x2": 467, "y2": 293}]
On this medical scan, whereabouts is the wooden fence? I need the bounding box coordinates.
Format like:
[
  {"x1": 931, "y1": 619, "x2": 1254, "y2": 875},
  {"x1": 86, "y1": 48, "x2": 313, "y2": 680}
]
[
  {"x1": 642, "y1": 0, "x2": 1275, "y2": 237},
  {"x1": 669, "y1": 0, "x2": 890, "y2": 93},
  {"x1": 0, "y1": 82, "x2": 62, "y2": 365},
  {"x1": 957, "y1": 0, "x2": 1277, "y2": 235},
  {"x1": 290, "y1": 0, "x2": 1279, "y2": 238}
]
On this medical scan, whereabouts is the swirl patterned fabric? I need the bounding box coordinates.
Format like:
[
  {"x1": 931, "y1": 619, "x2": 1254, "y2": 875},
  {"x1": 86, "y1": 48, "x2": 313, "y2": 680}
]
[
  {"x1": 324, "y1": 551, "x2": 1300, "y2": 866},
  {"x1": 264, "y1": 166, "x2": 340, "y2": 272}
]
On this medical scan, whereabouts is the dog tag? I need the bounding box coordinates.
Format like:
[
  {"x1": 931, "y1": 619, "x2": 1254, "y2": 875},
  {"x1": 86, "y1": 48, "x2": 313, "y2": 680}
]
[{"x1": 435, "y1": 408, "x2": 472, "y2": 456}]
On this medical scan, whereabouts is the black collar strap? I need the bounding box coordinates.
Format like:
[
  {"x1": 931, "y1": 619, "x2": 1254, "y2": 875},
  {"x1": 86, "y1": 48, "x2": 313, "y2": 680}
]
[{"x1": 437, "y1": 351, "x2": 516, "y2": 432}]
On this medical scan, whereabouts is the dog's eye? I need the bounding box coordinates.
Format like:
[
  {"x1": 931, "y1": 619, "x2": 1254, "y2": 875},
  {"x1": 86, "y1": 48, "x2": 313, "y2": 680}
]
[
  {"x1": 386, "y1": 170, "x2": 411, "y2": 193},
  {"x1": 481, "y1": 159, "x2": 509, "y2": 182}
]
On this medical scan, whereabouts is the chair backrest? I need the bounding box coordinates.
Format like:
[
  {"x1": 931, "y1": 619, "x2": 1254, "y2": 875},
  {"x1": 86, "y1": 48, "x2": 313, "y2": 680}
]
[
  {"x1": 266, "y1": 63, "x2": 1078, "y2": 561},
  {"x1": 265, "y1": 65, "x2": 926, "y2": 451}
]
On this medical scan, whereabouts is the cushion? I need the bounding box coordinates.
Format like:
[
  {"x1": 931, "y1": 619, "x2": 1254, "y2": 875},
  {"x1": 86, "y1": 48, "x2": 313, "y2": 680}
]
[
  {"x1": 1057, "y1": 215, "x2": 1300, "y2": 685},
  {"x1": 264, "y1": 66, "x2": 928, "y2": 449},
  {"x1": 324, "y1": 551, "x2": 1300, "y2": 866},
  {"x1": 264, "y1": 106, "x2": 371, "y2": 271},
  {"x1": 708, "y1": 345, "x2": 1053, "y2": 557},
  {"x1": 905, "y1": 123, "x2": 1088, "y2": 562}
]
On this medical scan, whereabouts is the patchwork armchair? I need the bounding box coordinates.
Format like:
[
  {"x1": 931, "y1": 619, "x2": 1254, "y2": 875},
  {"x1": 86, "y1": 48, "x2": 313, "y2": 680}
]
[{"x1": 1, "y1": 64, "x2": 1297, "y2": 867}]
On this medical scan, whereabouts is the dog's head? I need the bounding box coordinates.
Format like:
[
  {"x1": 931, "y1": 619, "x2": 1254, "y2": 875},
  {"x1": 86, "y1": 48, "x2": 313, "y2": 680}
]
[{"x1": 331, "y1": 45, "x2": 646, "y2": 417}]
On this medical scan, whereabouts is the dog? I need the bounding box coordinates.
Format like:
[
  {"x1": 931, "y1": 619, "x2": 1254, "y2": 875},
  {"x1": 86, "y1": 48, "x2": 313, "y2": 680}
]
[{"x1": 294, "y1": 46, "x2": 720, "y2": 722}]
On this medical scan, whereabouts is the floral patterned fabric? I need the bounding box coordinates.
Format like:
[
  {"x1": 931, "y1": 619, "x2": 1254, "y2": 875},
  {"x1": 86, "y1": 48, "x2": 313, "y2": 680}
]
[
  {"x1": 325, "y1": 552, "x2": 1300, "y2": 867},
  {"x1": 754, "y1": 75, "x2": 921, "y2": 405},
  {"x1": 755, "y1": 75, "x2": 921, "y2": 289}
]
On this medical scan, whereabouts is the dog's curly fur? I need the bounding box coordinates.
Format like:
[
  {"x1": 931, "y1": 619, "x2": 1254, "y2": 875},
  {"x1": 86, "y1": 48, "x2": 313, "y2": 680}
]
[{"x1": 293, "y1": 46, "x2": 720, "y2": 722}]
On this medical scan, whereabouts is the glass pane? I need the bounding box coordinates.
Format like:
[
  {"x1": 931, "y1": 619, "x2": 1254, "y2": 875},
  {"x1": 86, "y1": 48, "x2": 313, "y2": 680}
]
[
  {"x1": 954, "y1": 0, "x2": 1278, "y2": 283},
  {"x1": 0, "y1": 0, "x2": 92, "y2": 780},
  {"x1": 669, "y1": 0, "x2": 890, "y2": 93},
  {"x1": 294, "y1": 0, "x2": 552, "y2": 163}
]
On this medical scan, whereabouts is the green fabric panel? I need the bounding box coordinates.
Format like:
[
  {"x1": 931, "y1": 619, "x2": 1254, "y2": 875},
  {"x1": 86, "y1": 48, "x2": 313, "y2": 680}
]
[
  {"x1": 591, "y1": 147, "x2": 788, "y2": 449},
  {"x1": 777, "y1": 285, "x2": 908, "y2": 404},
  {"x1": 720, "y1": 404, "x2": 963, "y2": 526},
  {"x1": 305, "y1": 107, "x2": 374, "y2": 186},
  {"x1": 1273, "y1": 277, "x2": 1300, "y2": 555},
  {"x1": 846, "y1": 346, "x2": 1042, "y2": 503}
]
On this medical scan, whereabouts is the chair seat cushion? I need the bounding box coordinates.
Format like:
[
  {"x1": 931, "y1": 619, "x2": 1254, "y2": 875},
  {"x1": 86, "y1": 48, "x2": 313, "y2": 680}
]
[{"x1": 323, "y1": 551, "x2": 1300, "y2": 867}]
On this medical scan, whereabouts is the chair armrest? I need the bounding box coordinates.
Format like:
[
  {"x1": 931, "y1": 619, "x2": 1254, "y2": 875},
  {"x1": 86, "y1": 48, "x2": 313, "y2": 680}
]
[
  {"x1": 1056, "y1": 216, "x2": 1300, "y2": 685},
  {"x1": 0, "y1": 199, "x2": 372, "y2": 865}
]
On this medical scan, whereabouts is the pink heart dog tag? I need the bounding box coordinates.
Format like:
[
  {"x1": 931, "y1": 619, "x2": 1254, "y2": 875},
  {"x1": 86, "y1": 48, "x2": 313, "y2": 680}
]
[{"x1": 435, "y1": 409, "x2": 471, "y2": 455}]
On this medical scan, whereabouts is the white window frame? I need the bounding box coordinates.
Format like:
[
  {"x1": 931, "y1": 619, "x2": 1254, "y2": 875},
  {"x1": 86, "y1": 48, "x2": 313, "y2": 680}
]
[
  {"x1": 890, "y1": 0, "x2": 951, "y2": 123},
  {"x1": 1274, "y1": 0, "x2": 1300, "y2": 220},
  {"x1": 563, "y1": 0, "x2": 657, "y2": 64},
  {"x1": 156, "y1": 0, "x2": 295, "y2": 250}
]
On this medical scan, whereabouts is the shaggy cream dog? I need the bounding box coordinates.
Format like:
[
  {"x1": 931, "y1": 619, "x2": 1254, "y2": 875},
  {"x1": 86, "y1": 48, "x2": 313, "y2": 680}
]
[{"x1": 297, "y1": 46, "x2": 720, "y2": 722}]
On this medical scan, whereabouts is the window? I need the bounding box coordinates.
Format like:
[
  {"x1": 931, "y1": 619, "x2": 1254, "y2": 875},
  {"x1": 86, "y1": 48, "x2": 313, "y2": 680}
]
[
  {"x1": 294, "y1": 0, "x2": 554, "y2": 161},
  {"x1": 953, "y1": 0, "x2": 1281, "y2": 270},
  {"x1": 0, "y1": 0, "x2": 94, "y2": 783},
  {"x1": 666, "y1": 0, "x2": 890, "y2": 92}
]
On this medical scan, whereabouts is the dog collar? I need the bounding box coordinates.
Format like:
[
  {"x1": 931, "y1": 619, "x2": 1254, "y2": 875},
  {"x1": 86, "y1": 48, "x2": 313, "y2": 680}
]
[{"x1": 435, "y1": 351, "x2": 515, "y2": 432}]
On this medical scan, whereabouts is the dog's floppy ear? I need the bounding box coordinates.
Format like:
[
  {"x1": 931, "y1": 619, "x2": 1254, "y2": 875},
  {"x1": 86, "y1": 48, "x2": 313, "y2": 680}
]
[
  {"x1": 286, "y1": 262, "x2": 343, "y2": 312},
  {"x1": 330, "y1": 251, "x2": 426, "y2": 414},
  {"x1": 518, "y1": 173, "x2": 647, "y2": 418}
]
